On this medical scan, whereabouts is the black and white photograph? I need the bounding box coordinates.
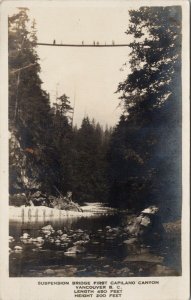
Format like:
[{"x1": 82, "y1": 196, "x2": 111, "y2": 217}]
[{"x1": 0, "y1": 1, "x2": 190, "y2": 299}]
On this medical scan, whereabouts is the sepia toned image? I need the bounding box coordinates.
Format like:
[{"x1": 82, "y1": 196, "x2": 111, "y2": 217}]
[{"x1": 8, "y1": 3, "x2": 183, "y2": 279}]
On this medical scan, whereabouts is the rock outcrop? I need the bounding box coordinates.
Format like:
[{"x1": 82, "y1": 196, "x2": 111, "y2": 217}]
[
  {"x1": 9, "y1": 129, "x2": 42, "y2": 205},
  {"x1": 9, "y1": 130, "x2": 82, "y2": 212},
  {"x1": 125, "y1": 206, "x2": 165, "y2": 242}
]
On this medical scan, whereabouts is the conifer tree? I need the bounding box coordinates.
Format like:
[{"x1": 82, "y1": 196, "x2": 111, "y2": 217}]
[
  {"x1": 9, "y1": 8, "x2": 51, "y2": 146},
  {"x1": 9, "y1": 8, "x2": 55, "y2": 197},
  {"x1": 109, "y1": 7, "x2": 182, "y2": 219}
]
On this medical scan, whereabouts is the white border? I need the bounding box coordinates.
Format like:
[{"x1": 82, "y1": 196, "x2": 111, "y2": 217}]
[{"x1": 0, "y1": 1, "x2": 190, "y2": 300}]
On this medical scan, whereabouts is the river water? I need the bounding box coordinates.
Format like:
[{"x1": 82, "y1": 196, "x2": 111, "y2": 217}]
[{"x1": 9, "y1": 212, "x2": 181, "y2": 277}]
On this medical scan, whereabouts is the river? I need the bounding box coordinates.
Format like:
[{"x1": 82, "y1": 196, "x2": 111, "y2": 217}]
[{"x1": 9, "y1": 210, "x2": 181, "y2": 277}]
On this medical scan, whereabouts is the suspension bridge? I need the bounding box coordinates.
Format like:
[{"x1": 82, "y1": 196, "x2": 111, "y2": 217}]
[{"x1": 36, "y1": 41, "x2": 130, "y2": 47}]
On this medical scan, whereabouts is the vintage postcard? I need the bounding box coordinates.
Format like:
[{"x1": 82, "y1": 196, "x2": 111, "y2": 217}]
[{"x1": 0, "y1": 0, "x2": 190, "y2": 300}]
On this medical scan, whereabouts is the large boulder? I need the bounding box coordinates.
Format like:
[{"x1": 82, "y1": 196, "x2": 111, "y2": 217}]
[
  {"x1": 41, "y1": 225, "x2": 54, "y2": 235},
  {"x1": 64, "y1": 245, "x2": 86, "y2": 255},
  {"x1": 125, "y1": 206, "x2": 165, "y2": 241}
]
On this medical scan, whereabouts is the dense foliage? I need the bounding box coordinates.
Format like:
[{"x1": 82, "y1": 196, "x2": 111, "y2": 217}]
[
  {"x1": 108, "y1": 7, "x2": 182, "y2": 220},
  {"x1": 69, "y1": 117, "x2": 112, "y2": 203},
  {"x1": 9, "y1": 8, "x2": 54, "y2": 196}
]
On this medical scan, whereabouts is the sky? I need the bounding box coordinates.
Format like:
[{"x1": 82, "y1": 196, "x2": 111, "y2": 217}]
[{"x1": 11, "y1": 4, "x2": 132, "y2": 127}]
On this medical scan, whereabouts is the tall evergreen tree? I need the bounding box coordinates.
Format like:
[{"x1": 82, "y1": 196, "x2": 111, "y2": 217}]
[
  {"x1": 51, "y1": 93, "x2": 74, "y2": 194},
  {"x1": 9, "y1": 8, "x2": 57, "y2": 197},
  {"x1": 70, "y1": 117, "x2": 111, "y2": 203},
  {"x1": 9, "y1": 8, "x2": 51, "y2": 144},
  {"x1": 109, "y1": 7, "x2": 182, "y2": 220}
]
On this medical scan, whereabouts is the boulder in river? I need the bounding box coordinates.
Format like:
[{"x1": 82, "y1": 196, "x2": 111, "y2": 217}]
[
  {"x1": 141, "y1": 206, "x2": 159, "y2": 214},
  {"x1": 55, "y1": 266, "x2": 78, "y2": 277},
  {"x1": 73, "y1": 240, "x2": 89, "y2": 246},
  {"x1": 65, "y1": 245, "x2": 86, "y2": 255},
  {"x1": 76, "y1": 229, "x2": 84, "y2": 233},
  {"x1": 44, "y1": 268, "x2": 56, "y2": 276},
  {"x1": 9, "y1": 236, "x2": 15, "y2": 243},
  {"x1": 123, "y1": 237, "x2": 138, "y2": 245},
  {"x1": 106, "y1": 226, "x2": 111, "y2": 230},
  {"x1": 14, "y1": 245, "x2": 23, "y2": 251},
  {"x1": 41, "y1": 225, "x2": 54, "y2": 235},
  {"x1": 60, "y1": 234, "x2": 68, "y2": 241},
  {"x1": 20, "y1": 233, "x2": 30, "y2": 240},
  {"x1": 116, "y1": 267, "x2": 130, "y2": 276},
  {"x1": 55, "y1": 239, "x2": 61, "y2": 244},
  {"x1": 57, "y1": 230, "x2": 63, "y2": 236},
  {"x1": 36, "y1": 236, "x2": 44, "y2": 244},
  {"x1": 125, "y1": 216, "x2": 141, "y2": 236},
  {"x1": 125, "y1": 206, "x2": 165, "y2": 241}
]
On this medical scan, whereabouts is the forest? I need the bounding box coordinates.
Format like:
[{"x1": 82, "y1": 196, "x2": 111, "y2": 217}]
[{"x1": 9, "y1": 7, "x2": 182, "y2": 222}]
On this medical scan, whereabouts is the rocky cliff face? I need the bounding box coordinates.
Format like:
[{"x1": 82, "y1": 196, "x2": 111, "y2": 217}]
[
  {"x1": 9, "y1": 129, "x2": 82, "y2": 212},
  {"x1": 9, "y1": 129, "x2": 42, "y2": 205}
]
